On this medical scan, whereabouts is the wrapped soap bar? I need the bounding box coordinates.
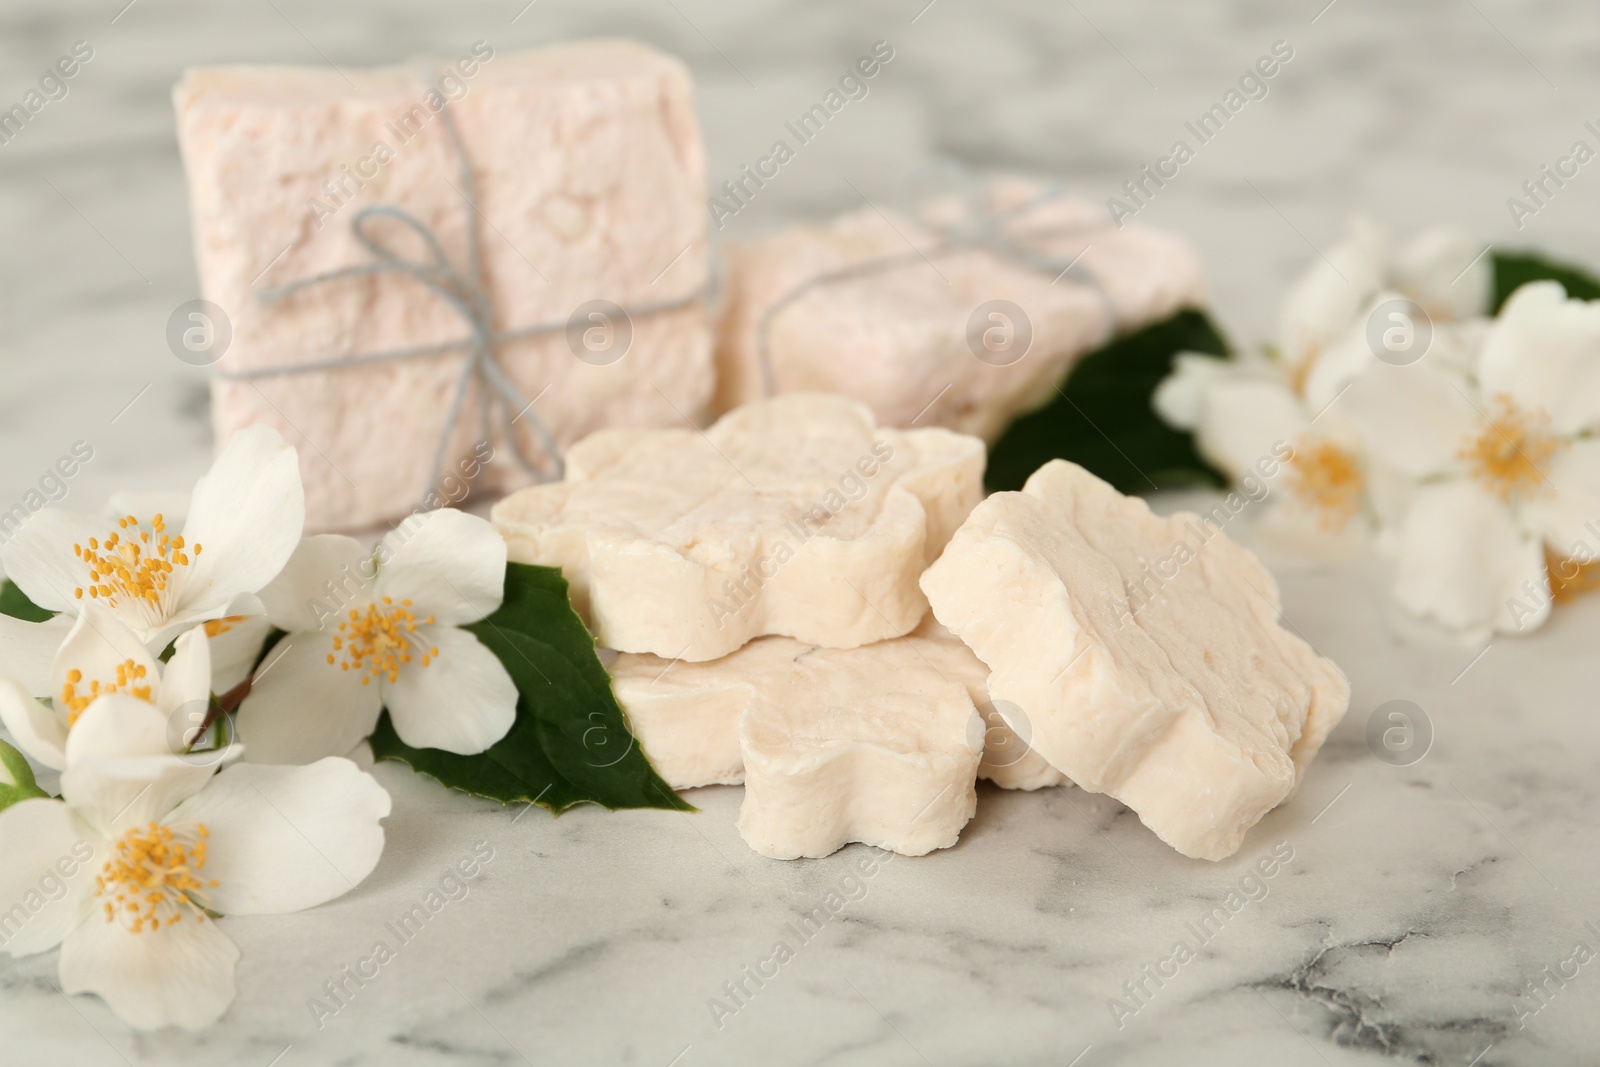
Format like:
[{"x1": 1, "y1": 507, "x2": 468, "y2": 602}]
[
  {"x1": 174, "y1": 40, "x2": 713, "y2": 530},
  {"x1": 714, "y1": 176, "x2": 1207, "y2": 439}
]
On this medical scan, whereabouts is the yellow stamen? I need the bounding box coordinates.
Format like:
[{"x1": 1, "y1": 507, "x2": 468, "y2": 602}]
[
  {"x1": 334, "y1": 601, "x2": 437, "y2": 684},
  {"x1": 1547, "y1": 546, "x2": 1600, "y2": 605},
  {"x1": 95, "y1": 821, "x2": 217, "y2": 933},
  {"x1": 203, "y1": 615, "x2": 245, "y2": 638},
  {"x1": 58, "y1": 658, "x2": 153, "y2": 725},
  {"x1": 71, "y1": 513, "x2": 204, "y2": 607},
  {"x1": 1284, "y1": 437, "x2": 1365, "y2": 529},
  {"x1": 1459, "y1": 395, "x2": 1564, "y2": 502}
]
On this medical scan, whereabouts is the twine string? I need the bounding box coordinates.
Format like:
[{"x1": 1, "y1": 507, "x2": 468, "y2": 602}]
[
  {"x1": 221, "y1": 94, "x2": 708, "y2": 502},
  {"x1": 755, "y1": 168, "x2": 1121, "y2": 398}
]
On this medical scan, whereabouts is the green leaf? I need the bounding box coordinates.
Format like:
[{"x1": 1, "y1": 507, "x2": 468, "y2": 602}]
[
  {"x1": 0, "y1": 580, "x2": 52, "y2": 623},
  {"x1": 0, "y1": 738, "x2": 48, "y2": 812},
  {"x1": 985, "y1": 308, "x2": 1231, "y2": 495},
  {"x1": 369, "y1": 563, "x2": 694, "y2": 815},
  {"x1": 1491, "y1": 251, "x2": 1600, "y2": 312}
]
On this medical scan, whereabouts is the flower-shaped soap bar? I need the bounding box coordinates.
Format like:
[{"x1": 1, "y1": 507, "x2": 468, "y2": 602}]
[
  {"x1": 492, "y1": 394, "x2": 984, "y2": 661},
  {"x1": 921, "y1": 460, "x2": 1350, "y2": 861},
  {"x1": 735, "y1": 632, "x2": 984, "y2": 860},
  {"x1": 612, "y1": 617, "x2": 1073, "y2": 859},
  {"x1": 612, "y1": 616, "x2": 1062, "y2": 795}
]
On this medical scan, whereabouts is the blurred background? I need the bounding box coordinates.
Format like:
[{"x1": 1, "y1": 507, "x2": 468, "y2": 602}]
[{"x1": 0, "y1": 0, "x2": 1592, "y2": 504}]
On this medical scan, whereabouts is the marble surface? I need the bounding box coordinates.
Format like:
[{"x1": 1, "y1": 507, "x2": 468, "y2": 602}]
[{"x1": 3, "y1": 0, "x2": 1600, "y2": 1064}]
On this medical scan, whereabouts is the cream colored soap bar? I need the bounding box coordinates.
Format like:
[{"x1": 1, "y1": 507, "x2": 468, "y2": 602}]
[
  {"x1": 174, "y1": 41, "x2": 712, "y2": 530},
  {"x1": 714, "y1": 176, "x2": 1207, "y2": 439},
  {"x1": 611, "y1": 616, "x2": 1064, "y2": 793},
  {"x1": 921, "y1": 460, "x2": 1350, "y2": 861},
  {"x1": 736, "y1": 631, "x2": 983, "y2": 859},
  {"x1": 909, "y1": 619, "x2": 1068, "y2": 792},
  {"x1": 493, "y1": 394, "x2": 984, "y2": 661}
]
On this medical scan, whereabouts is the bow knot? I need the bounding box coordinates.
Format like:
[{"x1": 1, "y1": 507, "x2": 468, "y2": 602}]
[{"x1": 221, "y1": 91, "x2": 708, "y2": 513}]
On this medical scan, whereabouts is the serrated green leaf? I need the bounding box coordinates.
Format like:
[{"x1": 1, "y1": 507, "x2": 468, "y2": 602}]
[
  {"x1": 1491, "y1": 251, "x2": 1600, "y2": 312},
  {"x1": 369, "y1": 563, "x2": 694, "y2": 815},
  {"x1": 985, "y1": 308, "x2": 1231, "y2": 495},
  {"x1": 0, "y1": 738, "x2": 48, "y2": 811},
  {"x1": 0, "y1": 580, "x2": 52, "y2": 623}
]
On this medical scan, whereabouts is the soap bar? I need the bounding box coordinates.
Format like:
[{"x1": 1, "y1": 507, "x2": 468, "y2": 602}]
[
  {"x1": 611, "y1": 616, "x2": 1064, "y2": 793},
  {"x1": 714, "y1": 176, "x2": 1207, "y2": 439},
  {"x1": 920, "y1": 460, "x2": 1350, "y2": 860},
  {"x1": 611, "y1": 648, "x2": 753, "y2": 790},
  {"x1": 736, "y1": 630, "x2": 983, "y2": 859},
  {"x1": 174, "y1": 42, "x2": 713, "y2": 530},
  {"x1": 493, "y1": 394, "x2": 984, "y2": 661},
  {"x1": 908, "y1": 619, "x2": 1068, "y2": 792}
]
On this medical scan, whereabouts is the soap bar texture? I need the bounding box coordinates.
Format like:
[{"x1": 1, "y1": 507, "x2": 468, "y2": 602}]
[
  {"x1": 734, "y1": 628, "x2": 983, "y2": 859},
  {"x1": 714, "y1": 176, "x2": 1207, "y2": 439},
  {"x1": 493, "y1": 394, "x2": 984, "y2": 661},
  {"x1": 174, "y1": 41, "x2": 712, "y2": 530},
  {"x1": 920, "y1": 460, "x2": 1350, "y2": 860},
  {"x1": 611, "y1": 616, "x2": 1064, "y2": 794}
]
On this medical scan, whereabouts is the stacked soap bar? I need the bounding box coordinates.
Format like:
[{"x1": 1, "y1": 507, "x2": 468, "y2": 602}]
[
  {"x1": 175, "y1": 41, "x2": 713, "y2": 531},
  {"x1": 491, "y1": 392, "x2": 983, "y2": 661},
  {"x1": 610, "y1": 617, "x2": 1062, "y2": 858},
  {"x1": 496, "y1": 394, "x2": 1002, "y2": 856},
  {"x1": 713, "y1": 176, "x2": 1208, "y2": 438},
  {"x1": 494, "y1": 394, "x2": 1349, "y2": 861}
]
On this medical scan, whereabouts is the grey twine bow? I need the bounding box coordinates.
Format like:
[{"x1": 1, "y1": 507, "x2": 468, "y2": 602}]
[
  {"x1": 219, "y1": 98, "x2": 707, "y2": 503},
  {"x1": 755, "y1": 165, "x2": 1120, "y2": 397}
]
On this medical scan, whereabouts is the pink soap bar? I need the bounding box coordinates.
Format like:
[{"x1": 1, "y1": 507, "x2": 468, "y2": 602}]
[
  {"x1": 175, "y1": 41, "x2": 712, "y2": 530},
  {"x1": 714, "y1": 177, "x2": 1207, "y2": 440}
]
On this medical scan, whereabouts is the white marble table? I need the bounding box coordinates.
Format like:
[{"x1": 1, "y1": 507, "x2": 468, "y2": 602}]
[{"x1": 3, "y1": 1, "x2": 1599, "y2": 1064}]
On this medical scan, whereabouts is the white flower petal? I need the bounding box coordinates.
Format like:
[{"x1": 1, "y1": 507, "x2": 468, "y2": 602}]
[
  {"x1": 103, "y1": 490, "x2": 190, "y2": 528},
  {"x1": 375, "y1": 509, "x2": 505, "y2": 625},
  {"x1": 169, "y1": 758, "x2": 389, "y2": 916},
  {"x1": 383, "y1": 625, "x2": 516, "y2": 755},
  {"x1": 1478, "y1": 281, "x2": 1600, "y2": 434},
  {"x1": 1392, "y1": 481, "x2": 1548, "y2": 639},
  {"x1": 62, "y1": 692, "x2": 173, "y2": 765},
  {"x1": 0, "y1": 508, "x2": 106, "y2": 612},
  {"x1": 224, "y1": 591, "x2": 266, "y2": 618},
  {"x1": 1525, "y1": 439, "x2": 1600, "y2": 558},
  {"x1": 60, "y1": 695, "x2": 216, "y2": 835},
  {"x1": 59, "y1": 907, "x2": 239, "y2": 1031},
  {"x1": 205, "y1": 615, "x2": 274, "y2": 694},
  {"x1": 257, "y1": 535, "x2": 374, "y2": 634},
  {"x1": 57, "y1": 600, "x2": 159, "y2": 671},
  {"x1": 52, "y1": 601, "x2": 162, "y2": 705},
  {"x1": 1278, "y1": 214, "x2": 1388, "y2": 365},
  {"x1": 1300, "y1": 290, "x2": 1416, "y2": 413},
  {"x1": 158, "y1": 626, "x2": 213, "y2": 719},
  {"x1": 1339, "y1": 361, "x2": 1478, "y2": 478},
  {"x1": 1365, "y1": 459, "x2": 1416, "y2": 529},
  {"x1": 0, "y1": 676, "x2": 68, "y2": 770},
  {"x1": 1427, "y1": 317, "x2": 1492, "y2": 377},
  {"x1": 1152, "y1": 352, "x2": 1236, "y2": 430},
  {"x1": 0, "y1": 798, "x2": 94, "y2": 956},
  {"x1": 1192, "y1": 379, "x2": 1307, "y2": 483},
  {"x1": 235, "y1": 636, "x2": 383, "y2": 765},
  {"x1": 175, "y1": 425, "x2": 306, "y2": 622},
  {"x1": 1392, "y1": 227, "x2": 1492, "y2": 323},
  {"x1": 0, "y1": 612, "x2": 71, "y2": 698}
]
